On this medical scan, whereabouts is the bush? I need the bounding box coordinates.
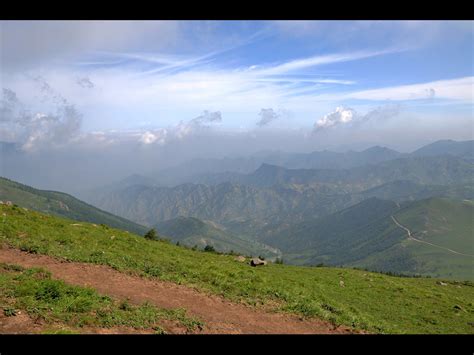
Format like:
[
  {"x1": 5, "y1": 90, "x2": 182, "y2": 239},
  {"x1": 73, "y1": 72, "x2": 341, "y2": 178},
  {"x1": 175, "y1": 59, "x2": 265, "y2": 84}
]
[
  {"x1": 204, "y1": 245, "x2": 215, "y2": 253},
  {"x1": 275, "y1": 258, "x2": 284, "y2": 264},
  {"x1": 144, "y1": 229, "x2": 158, "y2": 241}
]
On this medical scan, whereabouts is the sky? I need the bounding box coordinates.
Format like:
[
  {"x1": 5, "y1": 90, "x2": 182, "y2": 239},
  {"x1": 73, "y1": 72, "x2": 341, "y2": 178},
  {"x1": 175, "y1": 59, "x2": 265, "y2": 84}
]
[{"x1": 0, "y1": 20, "x2": 473, "y2": 191}]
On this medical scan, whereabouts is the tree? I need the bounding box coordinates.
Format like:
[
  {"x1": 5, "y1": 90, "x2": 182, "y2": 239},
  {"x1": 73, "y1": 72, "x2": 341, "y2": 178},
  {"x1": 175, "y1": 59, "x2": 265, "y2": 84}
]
[
  {"x1": 204, "y1": 245, "x2": 215, "y2": 252},
  {"x1": 144, "y1": 228, "x2": 158, "y2": 240}
]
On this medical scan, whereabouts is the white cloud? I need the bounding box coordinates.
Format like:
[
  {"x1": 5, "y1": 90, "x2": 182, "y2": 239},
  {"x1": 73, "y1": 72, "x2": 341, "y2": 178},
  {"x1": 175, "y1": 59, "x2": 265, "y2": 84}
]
[
  {"x1": 140, "y1": 131, "x2": 159, "y2": 144},
  {"x1": 314, "y1": 107, "x2": 356, "y2": 131},
  {"x1": 314, "y1": 105, "x2": 400, "y2": 132},
  {"x1": 0, "y1": 81, "x2": 82, "y2": 151},
  {"x1": 136, "y1": 110, "x2": 222, "y2": 146}
]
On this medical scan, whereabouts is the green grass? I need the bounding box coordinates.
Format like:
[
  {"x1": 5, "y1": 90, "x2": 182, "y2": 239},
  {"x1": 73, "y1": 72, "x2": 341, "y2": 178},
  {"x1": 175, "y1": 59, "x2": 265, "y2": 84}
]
[
  {"x1": 390, "y1": 198, "x2": 474, "y2": 280},
  {"x1": 396, "y1": 198, "x2": 474, "y2": 254},
  {"x1": 1, "y1": 204, "x2": 473, "y2": 334},
  {"x1": 0, "y1": 262, "x2": 203, "y2": 334},
  {"x1": 273, "y1": 197, "x2": 473, "y2": 280}
]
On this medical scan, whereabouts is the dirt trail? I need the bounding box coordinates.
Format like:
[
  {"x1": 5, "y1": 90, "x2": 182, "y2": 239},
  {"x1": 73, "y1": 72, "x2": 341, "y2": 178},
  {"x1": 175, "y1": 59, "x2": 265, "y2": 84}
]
[
  {"x1": 391, "y1": 216, "x2": 474, "y2": 258},
  {"x1": 0, "y1": 247, "x2": 354, "y2": 334}
]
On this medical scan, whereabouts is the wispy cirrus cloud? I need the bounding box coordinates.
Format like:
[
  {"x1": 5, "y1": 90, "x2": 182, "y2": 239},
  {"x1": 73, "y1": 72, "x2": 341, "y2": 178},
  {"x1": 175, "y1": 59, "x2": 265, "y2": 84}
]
[
  {"x1": 344, "y1": 76, "x2": 473, "y2": 101},
  {"x1": 248, "y1": 47, "x2": 408, "y2": 77}
]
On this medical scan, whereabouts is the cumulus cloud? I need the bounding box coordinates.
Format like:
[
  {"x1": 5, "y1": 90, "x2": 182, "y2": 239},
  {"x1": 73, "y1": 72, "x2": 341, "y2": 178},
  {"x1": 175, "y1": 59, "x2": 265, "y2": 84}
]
[
  {"x1": 314, "y1": 106, "x2": 356, "y2": 131},
  {"x1": 314, "y1": 105, "x2": 400, "y2": 132},
  {"x1": 138, "y1": 110, "x2": 222, "y2": 145},
  {"x1": 0, "y1": 78, "x2": 82, "y2": 151}
]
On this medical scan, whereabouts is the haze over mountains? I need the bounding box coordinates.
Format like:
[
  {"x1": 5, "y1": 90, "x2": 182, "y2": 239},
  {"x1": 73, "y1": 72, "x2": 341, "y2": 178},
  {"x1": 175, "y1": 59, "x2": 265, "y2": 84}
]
[
  {"x1": 2, "y1": 139, "x2": 473, "y2": 279},
  {"x1": 77, "y1": 139, "x2": 473, "y2": 279}
]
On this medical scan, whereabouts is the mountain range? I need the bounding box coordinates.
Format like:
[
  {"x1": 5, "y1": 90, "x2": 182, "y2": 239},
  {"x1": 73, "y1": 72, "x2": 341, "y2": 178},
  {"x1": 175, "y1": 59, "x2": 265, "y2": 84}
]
[{"x1": 2, "y1": 139, "x2": 472, "y2": 279}]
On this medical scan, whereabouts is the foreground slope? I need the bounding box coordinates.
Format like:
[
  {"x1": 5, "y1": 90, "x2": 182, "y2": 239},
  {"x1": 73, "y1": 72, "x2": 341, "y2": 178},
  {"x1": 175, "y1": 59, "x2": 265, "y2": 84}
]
[
  {"x1": 1, "y1": 204, "x2": 473, "y2": 334},
  {"x1": 0, "y1": 177, "x2": 147, "y2": 235}
]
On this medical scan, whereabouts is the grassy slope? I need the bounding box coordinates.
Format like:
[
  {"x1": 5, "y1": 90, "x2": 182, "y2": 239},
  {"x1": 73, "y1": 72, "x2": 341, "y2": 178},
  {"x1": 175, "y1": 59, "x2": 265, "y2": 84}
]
[
  {"x1": 351, "y1": 198, "x2": 474, "y2": 280},
  {"x1": 155, "y1": 217, "x2": 280, "y2": 259},
  {"x1": 0, "y1": 177, "x2": 147, "y2": 236},
  {"x1": 1, "y1": 204, "x2": 473, "y2": 334},
  {"x1": 391, "y1": 198, "x2": 474, "y2": 280},
  {"x1": 0, "y1": 263, "x2": 202, "y2": 334},
  {"x1": 270, "y1": 197, "x2": 473, "y2": 280}
]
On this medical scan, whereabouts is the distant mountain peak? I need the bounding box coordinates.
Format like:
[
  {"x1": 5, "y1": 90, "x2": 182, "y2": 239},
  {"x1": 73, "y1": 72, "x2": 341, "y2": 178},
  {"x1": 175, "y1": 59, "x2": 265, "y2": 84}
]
[{"x1": 362, "y1": 145, "x2": 399, "y2": 154}]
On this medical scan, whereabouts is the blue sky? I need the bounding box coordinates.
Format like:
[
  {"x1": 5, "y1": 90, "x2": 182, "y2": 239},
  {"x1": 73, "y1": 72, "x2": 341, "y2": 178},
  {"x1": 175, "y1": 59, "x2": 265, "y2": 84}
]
[{"x1": 1, "y1": 20, "x2": 473, "y2": 152}]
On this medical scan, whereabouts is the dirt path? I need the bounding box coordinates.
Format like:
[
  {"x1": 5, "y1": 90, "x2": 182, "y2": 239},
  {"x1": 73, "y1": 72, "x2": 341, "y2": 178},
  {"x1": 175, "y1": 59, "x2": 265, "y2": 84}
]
[
  {"x1": 391, "y1": 216, "x2": 474, "y2": 258},
  {"x1": 0, "y1": 247, "x2": 354, "y2": 334}
]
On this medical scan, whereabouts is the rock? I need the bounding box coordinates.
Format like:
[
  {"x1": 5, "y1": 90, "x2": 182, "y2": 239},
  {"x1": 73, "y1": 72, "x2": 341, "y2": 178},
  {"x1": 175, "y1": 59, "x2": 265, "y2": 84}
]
[
  {"x1": 5, "y1": 201, "x2": 13, "y2": 206},
  {"x1": 250, "y1": 258, "x2": 267, "y2": 267},
  {"x1": 235, "y1": 256, "x2": 246, "y2": 262},
  {"x1": 437, "y1": 281, "x2": 448, "y2": 286},
  {"x1": 339, "y1": 280, "x2": 345, "y2": 287}
]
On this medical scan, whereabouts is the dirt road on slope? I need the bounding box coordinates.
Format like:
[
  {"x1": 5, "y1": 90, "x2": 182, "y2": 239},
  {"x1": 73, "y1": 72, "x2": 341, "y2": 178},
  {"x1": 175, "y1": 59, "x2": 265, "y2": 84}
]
[
  {"x1": 391, "y1": 216, "x2": 474, "y2": 258},
  {"x1": 0, "y1": 247, "x2": 355, "y2": 334}
]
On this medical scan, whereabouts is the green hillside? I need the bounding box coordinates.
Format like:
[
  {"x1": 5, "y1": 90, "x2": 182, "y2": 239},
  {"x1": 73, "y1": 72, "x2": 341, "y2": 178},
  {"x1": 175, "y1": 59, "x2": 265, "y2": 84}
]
[
  {"x1": 1, "y1": 204, "x2": 473, "y2": 334},
  {"x1": 155, "y1": 216, "x2": 280, "y2": 259},
  {"x1": 270, "y1": 197, "x2": 473, "y2": 280},
  {"x1": 0, "y1": 177, "x2": 147, "y2": 235},
  {"x1": 266, "y1": 198, "x2": 405, "y2": 266},
  {"x1": 387, "y1": 198, "x2": 474, "y2": 279}
]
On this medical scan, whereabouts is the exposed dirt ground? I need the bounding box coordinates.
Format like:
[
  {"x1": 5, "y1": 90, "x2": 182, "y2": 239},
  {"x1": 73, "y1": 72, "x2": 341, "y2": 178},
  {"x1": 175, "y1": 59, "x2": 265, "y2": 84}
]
[{"x1": 0, "y1": 246, "x2": 356, "y2": 334}]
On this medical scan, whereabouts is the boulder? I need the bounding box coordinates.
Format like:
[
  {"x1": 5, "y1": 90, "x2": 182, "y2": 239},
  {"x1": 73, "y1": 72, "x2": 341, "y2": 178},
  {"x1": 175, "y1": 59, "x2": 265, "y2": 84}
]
[
  {"x1": 235, "y1": 256, "x2": 246, "y2": 262},
  {"x1": 250, "y1": 258, "x2": 267, "y2": 267}
]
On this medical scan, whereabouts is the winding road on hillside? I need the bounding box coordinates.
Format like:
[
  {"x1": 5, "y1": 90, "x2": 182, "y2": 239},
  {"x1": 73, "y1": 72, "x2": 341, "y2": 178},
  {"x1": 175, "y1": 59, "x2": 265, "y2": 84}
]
[
  {"x1": 391, "y1": 216, "x2": 474, "y2": 258},
  {"x1": 0, "y1": 246, "x2": 356, "y2": 334}
]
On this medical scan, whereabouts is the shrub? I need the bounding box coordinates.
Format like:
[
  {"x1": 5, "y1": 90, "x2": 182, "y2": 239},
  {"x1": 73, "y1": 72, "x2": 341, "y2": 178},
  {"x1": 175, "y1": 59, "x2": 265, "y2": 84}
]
[
  {"x1": 3, "y1": 307, "x2": 17, "y2": 317},
  {"x1": 204, "y1": 245, "x2": 215, "y2": 253},
  {"x1": 144, "y1": 229, "x2": 158, "y2": 241}
]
